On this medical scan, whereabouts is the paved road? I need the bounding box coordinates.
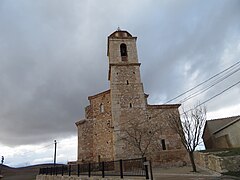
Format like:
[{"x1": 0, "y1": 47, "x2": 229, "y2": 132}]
[
  {"x1": 153, "y1": 174, "x2": 238, "y2": 180},
  {"x1": 151, "y1": 166, "x2": 239, "y2": 180}
]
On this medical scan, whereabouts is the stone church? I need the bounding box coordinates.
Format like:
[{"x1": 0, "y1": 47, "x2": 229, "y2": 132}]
[{"x1": 75, "y1": 30, "x2": 187, "y2": 165}]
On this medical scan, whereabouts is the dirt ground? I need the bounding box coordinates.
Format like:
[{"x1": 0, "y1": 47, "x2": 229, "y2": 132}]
[
  {"x1": 1, "y1": 164, "x2": 55, "y2": 180},
  {"x1": 152, "y1": 166, "x2": 239, "y2": 180}
]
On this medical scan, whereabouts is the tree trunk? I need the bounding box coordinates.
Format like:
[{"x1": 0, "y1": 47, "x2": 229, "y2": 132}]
[{"x1": 188, "y1": 151, "x2": 197, "y2": 172}]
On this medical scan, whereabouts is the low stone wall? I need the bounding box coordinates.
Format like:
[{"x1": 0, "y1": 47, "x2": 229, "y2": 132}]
[
  {"x1": 195, "y1": 152, "x2": 240, "y2": 173},
  {"x1": 36, "y1": 175, "x2": 144, "y2": 180}
]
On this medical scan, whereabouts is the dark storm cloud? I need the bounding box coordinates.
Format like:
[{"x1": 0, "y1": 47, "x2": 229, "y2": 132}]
[
  {"x1": 0, "y1": 0, "x2": 108, "y2": 145},
  {"x1": 0, "y1": 0, "x2": 239, "y2": 146},
  {"x1": 138, "y1": 0, "x2": 240, "y2": 109}
]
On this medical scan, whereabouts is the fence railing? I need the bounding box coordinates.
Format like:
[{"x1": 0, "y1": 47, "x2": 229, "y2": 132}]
[{"x1": 39, "y1": 157, "x2": 149, "y2": 179}]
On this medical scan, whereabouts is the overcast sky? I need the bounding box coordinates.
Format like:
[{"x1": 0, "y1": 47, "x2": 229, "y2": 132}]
[{"x1": 0, "y1": 0, "x2": 240, "y2": 167}]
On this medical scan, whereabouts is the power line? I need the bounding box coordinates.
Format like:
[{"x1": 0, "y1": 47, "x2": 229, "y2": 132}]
[
  {"x1": 179, "y1": 66, "x2": 240, "y2": 103},
  {"x1": 165, "y1": 60, "x2": 240, "y2": 103},
  {"x1": 13, "y1": 142, "x2": 54, "y2": 157},
  {"x1": 4, "y1": 141, "x2": 58, "y2": 166},
  {"x1": 182, "y1": 79, "x2": 240, "y2": 115}
]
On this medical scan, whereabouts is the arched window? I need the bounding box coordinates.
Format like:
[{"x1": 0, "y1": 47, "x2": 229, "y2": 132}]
[
  {"x1": 120, "y1": 43, "x2": 128, "y2": 61},
  {"x1": 120, "y1": 43, "x2": 127, "y2": 56},
  {"x1": 100, "y1": 103, "x2": 104, "y2": 113}
]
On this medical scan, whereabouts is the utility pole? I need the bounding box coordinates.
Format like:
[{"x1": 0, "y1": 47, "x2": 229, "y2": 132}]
[
  {"x1": 0, "y1": 156, "x2": 4, "y2": 176},
  {"x1": 54, "y1": 140, "x2": 57, "y2": 167}
]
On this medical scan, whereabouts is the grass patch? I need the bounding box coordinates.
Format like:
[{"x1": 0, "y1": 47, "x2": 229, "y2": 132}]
[
  {"x1": 198, "y1": 148, "x2": 240, "y2": 157},
  {"x1": 216, "y1": 148, "x2": 240, "y2": 157},
  {"x1": 222, "y1": 171, "x2": 240, "y2": 177}
]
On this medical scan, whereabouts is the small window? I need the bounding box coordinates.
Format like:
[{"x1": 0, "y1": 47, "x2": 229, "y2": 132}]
[
  {"x1": 107, "y1": 120, "x2": 110, "y2": 127},
  {"x1": 161, "y1": 139, "x2": 166, "y2": 150},
  {"x1": 100, "y1": 103, "x2": 104, "y2": 113},
  {"x1": 126, "y1": 80, "x2": 129, "y2": 85},
  {"x1": 129, "y1": 103, "x2": 132, "y2": 108}
]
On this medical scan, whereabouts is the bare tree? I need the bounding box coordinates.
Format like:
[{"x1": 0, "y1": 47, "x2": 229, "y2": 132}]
[
  {"x1": 168, "y1": 104, "x2": 207, "y2": 172},
  {"x1": 120, "y1": 118, "x2": 162, "y2": 158}
]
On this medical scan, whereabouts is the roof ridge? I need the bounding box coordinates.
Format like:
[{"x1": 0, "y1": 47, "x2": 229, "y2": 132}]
[
  {"x1": 213, "y1": 116, "x2": 240, "y2": 134},
  {"x1": 88, "y1": 89, "x2": 110, "y2": 100},
  {"x1": 208, "y1": 115, "x2": 240, "y2": 121}
]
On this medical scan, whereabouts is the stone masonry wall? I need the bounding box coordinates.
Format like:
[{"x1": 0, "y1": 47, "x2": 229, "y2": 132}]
[
  {"x1": 195, "y1": 152, "x2": 240, "y2": 173},
  {"x1": 76, "y1": 119, "x2": 93, "y2": 162},
  {"x1": 89, "y1": 90, "x2": 113, "y2": 162},
  {"x1": 152, "y1": 149, "x2": 188, "y2": 167},
  {"x1": 146, "y1": 106, "x2": 184, "y2": 151},
  {"x1": 108, "y1": 38, "x2": 138, "y2": 64},
  {"x1": 145, "y1": 106, "x2": 188, "y2": 165},
  {"x1": 110, "y1": 66, "x2": 147, "y2": 159},
  {"x1": 76, "y1": 90, "x2": 113, "y2": 163}
]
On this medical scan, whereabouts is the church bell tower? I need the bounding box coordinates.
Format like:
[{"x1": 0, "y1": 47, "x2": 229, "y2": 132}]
[
  {"x1": 107, "y1": 29, "x2": 147, "y2": 159},
  {"x1": 75, "y1": 29, "x2": 185, "y2": 164}
]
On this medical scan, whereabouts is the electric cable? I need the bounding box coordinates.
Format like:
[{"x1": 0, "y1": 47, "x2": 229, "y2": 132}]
[
  {"x1": 179, "y1": 66, "x2": 240, "y2": 103},
  {"x1": 182, "y1": 79, "x2": 240, "y2": 115},
  {"x1": 165, "y1": 60, "x2": 240, "y2": 103}
]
